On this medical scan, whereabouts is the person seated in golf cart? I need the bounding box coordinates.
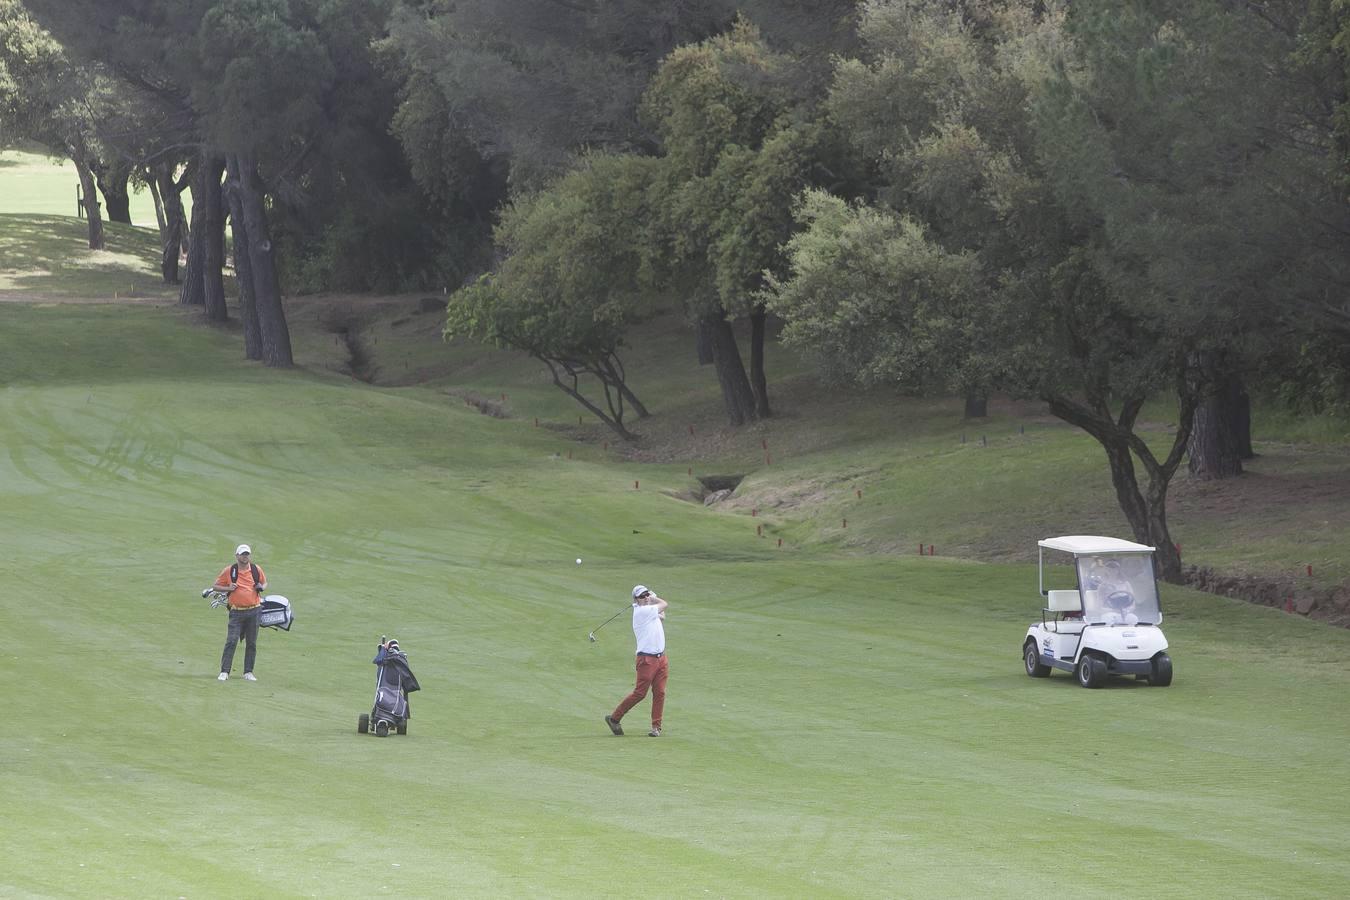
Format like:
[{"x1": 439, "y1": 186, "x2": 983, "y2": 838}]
[{"x1": 1078, "y1": 554, "x2": 1159, "y2": 626}]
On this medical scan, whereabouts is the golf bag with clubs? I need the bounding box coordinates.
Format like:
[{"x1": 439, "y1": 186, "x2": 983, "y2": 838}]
[
  {"x1": 358, "y1": 638, "x2": 420, "y2": 737},
  {"x1": 201, "y1": 589, "x2": 294, "y2": 631}
]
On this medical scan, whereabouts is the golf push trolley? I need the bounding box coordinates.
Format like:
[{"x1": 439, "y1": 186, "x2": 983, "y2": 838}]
[{"x1": 358, "y1": 637, "x2": 420, "y2": 737}]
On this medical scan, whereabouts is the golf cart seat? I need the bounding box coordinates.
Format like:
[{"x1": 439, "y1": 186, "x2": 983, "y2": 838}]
[{"x1": 1044, "y1": 589, "x2": 1086, "y2": 633}]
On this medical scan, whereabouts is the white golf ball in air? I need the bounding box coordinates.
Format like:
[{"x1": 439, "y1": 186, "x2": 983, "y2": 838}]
[{"x1": 576, "y1": 558, "x2": 582, "y2": 565}]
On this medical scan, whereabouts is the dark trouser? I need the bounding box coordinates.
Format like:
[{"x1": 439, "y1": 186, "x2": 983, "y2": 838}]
[
  {"x1": 220, "y1": 607, "x2": 260, "y2": 674},
  {"x1": 612, "y1": 653, "x2": 668, "y2": 730}
]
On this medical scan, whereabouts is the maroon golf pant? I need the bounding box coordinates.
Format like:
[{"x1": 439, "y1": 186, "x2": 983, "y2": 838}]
[{"x1": 612, "y1": 653, "x2": 668, "y2": 729}]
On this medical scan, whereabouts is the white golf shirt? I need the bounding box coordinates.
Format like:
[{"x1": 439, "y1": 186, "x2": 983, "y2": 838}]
[{"x1": 632, "y1": 603, "x2": 665, "y2": 655}]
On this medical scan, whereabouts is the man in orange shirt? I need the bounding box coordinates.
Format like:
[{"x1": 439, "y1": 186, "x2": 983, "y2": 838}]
[{"x1": 213, "y1": 543, "x2": 268, "y2": 682}]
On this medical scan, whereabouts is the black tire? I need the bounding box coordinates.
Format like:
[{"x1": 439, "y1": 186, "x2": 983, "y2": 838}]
[
  {"x1": 358, "y1": 713, "x2": 369, "y2": 734},
  {"x1": 375, "y1": 719, "x2": 390, "y2": 737},
  {"x1": 1150, "y1": 653, "x2": 1173, "y2": 687},
  {"x1": 396, "y1": 720, "x2": 407, "y2": 735},
  {"x1": 1024, "y1": 641, "x2": 1051, "y2": 678},
  {"x1": 1076, "y1": 654, "x2": 1107, "y2": 689}
]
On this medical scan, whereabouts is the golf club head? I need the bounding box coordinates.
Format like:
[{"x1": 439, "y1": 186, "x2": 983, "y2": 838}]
[
  {"x1": 201, "y1": 588, "x2": 212, "y2": 598},
  {"x1": 588, "y1": 632, "x2": 597, "y2": 642}
]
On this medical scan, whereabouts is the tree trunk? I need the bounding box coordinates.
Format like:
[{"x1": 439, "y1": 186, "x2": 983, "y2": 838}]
[
  {"x1": 94, "y1": 160, "x2": 132, "y2": 224},
  {"x1": 748, "y1": 303, "x2": 771, "y2": 419},
  {"x1": 70, "y1": 145, "x2": 104, "y2": 251},
  {"x1": 179, "y1": 161, "x2": 207, "y2": 306},
  {"x1": 704, "y1": 310, "x2": 757, "y2": 426},
  {"x1": 145, "y1": 167, "x2": 167, "y2": 233},
  {"x1": 201, "y1": 155, "x2": 228, "y2": 323},
  {"x1": 964, "y1": 390, "x2": 988, "y2": 418},
  {"x1": 1187, "y1": 394, "x2": 1243, "y2": 479},
  {"x1": 598, "y1": 352, "x2": 650, "y2": 419},
  {"x1": 1187, "y1": 355, "x2": 1244, "y2": 480},
  {"x1": 1229, "y1": 377, "x2": 1254, "y2": 459},
  {"x1": 1046, "y1": 383, "x2": 1196, "y2": 584},
  {"x1": 224, "y1": 158, "x2": 262, "y2": 359},
  {"x1": 154, "y1": 163, "x2": 184, "y2": 284},
  {"x1": 541, "y1": 356, "x2": 637, "y2": 441},
  {"x1": 235, "y1": 153, "x2": 293, "y2": 367},
  {"x1": 696, "y1": 318, "x2": 714, "y2": 365}
]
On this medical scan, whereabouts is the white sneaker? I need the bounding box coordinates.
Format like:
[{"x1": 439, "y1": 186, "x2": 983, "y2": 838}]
[
  {"x1": 218, "y1": 672, "x2": 229, "y2": 681},
  {"x1": 243, "y1": 672, "x2": 257, "y2": 682}
]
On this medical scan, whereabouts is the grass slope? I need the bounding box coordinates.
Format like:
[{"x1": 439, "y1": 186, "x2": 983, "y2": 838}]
[{"x1": 3, "y1": 302, "x2": 1350, "y2": 898}]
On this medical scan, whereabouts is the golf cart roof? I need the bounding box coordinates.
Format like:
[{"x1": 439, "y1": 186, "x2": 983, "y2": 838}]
[{"x1": 1038, "y1": 535, "x2": 1156, "y2": 556}]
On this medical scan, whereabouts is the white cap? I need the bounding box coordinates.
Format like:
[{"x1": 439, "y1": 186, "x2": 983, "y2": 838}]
[
  {"x1": 235, "y1": 544, "x2": 252, "y2": 556},
  {"x1": 632, "y1": 584, "x2": 650, "y2": 599}
]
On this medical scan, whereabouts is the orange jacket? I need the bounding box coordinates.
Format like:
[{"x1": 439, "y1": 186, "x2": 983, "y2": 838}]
[{"x1": 214, "y1": 563, "x2": 266, "y2": 609}]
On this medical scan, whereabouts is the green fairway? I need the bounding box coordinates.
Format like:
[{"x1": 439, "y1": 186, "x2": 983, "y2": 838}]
[
  {"x1": 2, "y1": 302, "x2": 1349, "y2": 898},
  {"x1": 0, "y1": 149, "x2": 163, "y2": 228}
]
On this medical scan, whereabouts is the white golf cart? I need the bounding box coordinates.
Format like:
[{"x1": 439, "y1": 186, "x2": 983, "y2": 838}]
[{"x1": 1023, "y1": 535, "x2": 1173, "y2": 688}]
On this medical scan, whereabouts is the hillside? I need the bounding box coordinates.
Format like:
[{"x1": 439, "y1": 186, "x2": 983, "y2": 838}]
[
  {"x1": 4, "y1": 211, "x2": 1350, "y2": 625},
  {"x1": 5, "y1": 219, "x2": 1350, "y2": 896},
  {"x1": 255, "y1": 287, "x2": 1350, "y2": 626}
]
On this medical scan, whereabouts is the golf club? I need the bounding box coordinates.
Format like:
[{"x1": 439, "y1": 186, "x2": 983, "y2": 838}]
[{"x1": 587, "y1": 604, "x2": 631, "y2": 642}]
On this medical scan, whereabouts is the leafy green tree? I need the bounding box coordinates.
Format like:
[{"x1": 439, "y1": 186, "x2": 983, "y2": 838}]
[
  {"x1": 765, "y1": 190, "x2": 988, "y2": 400},
  {"x1": 778, "y1": 0, "x2": 1280, "y2": 581},
  {"x1": 0, "y1": 0, "x2": 107, "y2": 248},
  {"x1": 641, "y1": 18, "x2": 824, "y2": 424},
  {"x1": 445, "y1": 154, "x2": 658, "y2": 439}
]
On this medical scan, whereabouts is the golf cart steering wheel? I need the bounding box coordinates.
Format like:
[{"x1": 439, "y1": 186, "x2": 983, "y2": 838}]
[{"x1": 1106, "y1": 590, "x2": 1133, "y2": 609}]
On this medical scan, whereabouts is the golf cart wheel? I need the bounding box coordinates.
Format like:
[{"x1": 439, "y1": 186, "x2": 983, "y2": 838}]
[
  {"x1": 1076, "y1": 654, "x2": 1107, "y2": 689},
  {"x1": 396, "y1": 720, "x2": 407, "y2": 735},
  {"x1": 358, "y1": 713, "x2": 369, "y2": 734},
  {"x1": 1150, "y1": 653, "x2": 1173, "y2": 687},
  {"x1": 1024, "y1": 641, "x2": 1051, "y2": 678}
]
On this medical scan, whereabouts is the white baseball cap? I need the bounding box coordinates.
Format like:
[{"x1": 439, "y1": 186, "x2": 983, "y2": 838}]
[
  {"x1": 235, "y1": 544, "x2": 252, "y2": 556},
  {"x1": 632, "y1": 584, "x2": 650, "y2": 599}
]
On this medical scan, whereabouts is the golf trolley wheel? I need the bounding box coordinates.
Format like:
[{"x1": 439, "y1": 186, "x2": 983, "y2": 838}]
[
  {"x1": 1150, "y1": 653, "x2": 1173, "y2": 687},
  {"x1": 375, "y1": 719, "x2": 390, "y2": 737},
  {"x1": 1076, "y1": 654, "x2": 1107, "y2": 689},
  {"x1": 1024, "y1": 641, "x2": 1051, "y2": 678},
  {"x1": 358, "y1": 713, "x2": 369, "y2": 734},
  {"x1": 396, "y1": 720, "x2": 407, "y2": 735}
]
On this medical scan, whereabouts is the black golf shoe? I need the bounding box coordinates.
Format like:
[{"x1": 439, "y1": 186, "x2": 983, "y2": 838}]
[{"x1": 605, "y1": 715, "x2": 623, "y2": 736}]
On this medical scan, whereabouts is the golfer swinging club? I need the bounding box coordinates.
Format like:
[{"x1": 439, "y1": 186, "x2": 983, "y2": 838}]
[{"x1": 605, "y1": 584, "x2": 668, "y2": 737}]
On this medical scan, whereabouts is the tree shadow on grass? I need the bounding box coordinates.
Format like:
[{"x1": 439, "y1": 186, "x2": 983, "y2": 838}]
[{"x1": 0, "y1": 213, "x2": 176, "y2": 299}]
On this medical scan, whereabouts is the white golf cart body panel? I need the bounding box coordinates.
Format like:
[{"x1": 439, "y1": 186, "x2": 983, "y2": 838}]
[{"x1": 1025, "y1": 535, "x2": 1171, "y2": 685}]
